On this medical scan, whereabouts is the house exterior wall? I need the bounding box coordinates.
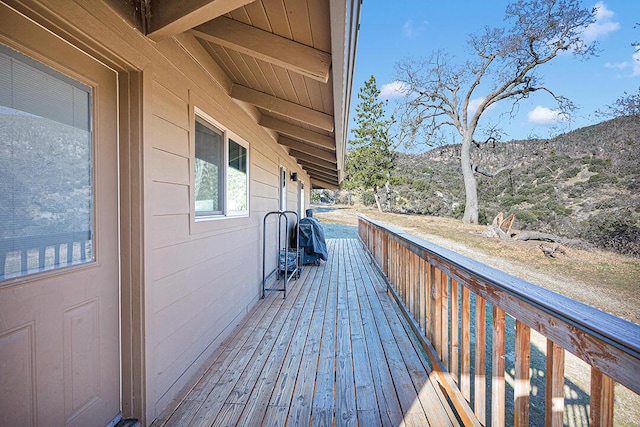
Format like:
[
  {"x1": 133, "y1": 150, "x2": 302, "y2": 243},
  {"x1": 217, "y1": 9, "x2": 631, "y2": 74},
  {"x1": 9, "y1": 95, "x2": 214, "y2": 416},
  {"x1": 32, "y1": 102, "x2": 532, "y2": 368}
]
[
  {"x1": 144, "y1": 70, "x2": 309, "y2": 419},
  {"x1": 0, "y1": 1, "x2": 312, "y2": 423}
]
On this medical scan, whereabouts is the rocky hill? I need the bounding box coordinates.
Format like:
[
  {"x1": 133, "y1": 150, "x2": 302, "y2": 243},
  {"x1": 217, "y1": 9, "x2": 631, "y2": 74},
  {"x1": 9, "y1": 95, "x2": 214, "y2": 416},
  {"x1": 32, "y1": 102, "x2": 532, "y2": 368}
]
[{"x1": 344, "y1": 115, "x2": 640, "y2": 256}]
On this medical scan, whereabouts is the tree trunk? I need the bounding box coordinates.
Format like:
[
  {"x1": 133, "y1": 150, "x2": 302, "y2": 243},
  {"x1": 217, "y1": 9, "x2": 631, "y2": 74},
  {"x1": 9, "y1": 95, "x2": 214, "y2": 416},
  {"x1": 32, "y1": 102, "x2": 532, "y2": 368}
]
[
  {"x1": 385, "y1": 179, "x2": 391, "y2": 211},
  {"x1": 461, "y1": 131, "x2": 479, "y2": 224},
  {"x1": 373, "y1": 185, "x2": 383, "y2": 212}
]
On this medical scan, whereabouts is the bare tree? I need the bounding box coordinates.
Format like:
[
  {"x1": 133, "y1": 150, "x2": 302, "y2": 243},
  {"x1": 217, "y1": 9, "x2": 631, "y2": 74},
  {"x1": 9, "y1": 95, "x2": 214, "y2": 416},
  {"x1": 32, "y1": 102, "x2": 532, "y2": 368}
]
[
  {"x1": 599, "y1": 24, "x2": 640, "y2": 117},
  {"x1": 395, "y1": 0, "x2": 597, "y2": 224}
]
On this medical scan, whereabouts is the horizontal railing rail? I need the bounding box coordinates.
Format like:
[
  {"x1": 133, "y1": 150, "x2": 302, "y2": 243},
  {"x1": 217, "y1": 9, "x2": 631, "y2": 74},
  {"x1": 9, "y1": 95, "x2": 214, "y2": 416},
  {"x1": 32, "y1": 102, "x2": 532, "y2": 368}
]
[{"x1": 358, "y1": 215, "x2": 640, "y2": 427}]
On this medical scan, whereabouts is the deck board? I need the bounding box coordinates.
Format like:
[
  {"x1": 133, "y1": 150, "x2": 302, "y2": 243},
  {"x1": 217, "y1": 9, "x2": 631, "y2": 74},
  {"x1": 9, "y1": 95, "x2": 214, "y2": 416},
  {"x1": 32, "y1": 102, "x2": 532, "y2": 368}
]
[{"x1": 154, "y1": 239, "x2": 460, "y2": 426}]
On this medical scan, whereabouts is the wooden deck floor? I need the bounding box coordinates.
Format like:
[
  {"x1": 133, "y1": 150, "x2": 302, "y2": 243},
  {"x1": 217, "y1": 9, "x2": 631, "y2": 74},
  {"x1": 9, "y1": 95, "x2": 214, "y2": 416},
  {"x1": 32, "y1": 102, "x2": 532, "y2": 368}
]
[{"x1": 153, "y1": 239, "x2": 457, "y2": 426}]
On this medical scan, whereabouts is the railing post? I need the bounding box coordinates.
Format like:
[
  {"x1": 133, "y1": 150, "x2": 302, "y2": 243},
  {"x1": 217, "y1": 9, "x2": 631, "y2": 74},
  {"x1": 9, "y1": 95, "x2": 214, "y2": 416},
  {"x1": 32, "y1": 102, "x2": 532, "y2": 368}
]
[
  {"x1": 460, "y1": 285, "x2": 471, "y2": 402},
  {"x1": 491, "y1": 306, "x2": 506, "y2": 427},
  {"x1": 441, "y1": 273, "x2": 449, "y2": 370},
  {"x1": 514, "y1": 321, "x2": 531, "y2": 427},
  {"x1": 419, "y1": 257, "x2": 428, "y2": 335},
  {"x1": 590, "y1": 367, "x2": 615, "y2": 427},
  {"x1": 545, "y1": 340, "x2": 565, "y2": 427},
  {"x1": 382, "y1": 231, "x2": 388, "y2": 276},
  {"x1": 450, "y1": 279, "x2": 459, "y2": 384},
  {"x1": 402, "y1": 245, "x2": 409, "y2": 305},
  {"x1": 474, "y1": 296, "x2": 487, "y2": 425},
  {"x1": 413, "y1": 252, "x2": 420, "y2": 323},
  {"x1": 430, "y1": 265, "x2": 442, "y2": 358}
]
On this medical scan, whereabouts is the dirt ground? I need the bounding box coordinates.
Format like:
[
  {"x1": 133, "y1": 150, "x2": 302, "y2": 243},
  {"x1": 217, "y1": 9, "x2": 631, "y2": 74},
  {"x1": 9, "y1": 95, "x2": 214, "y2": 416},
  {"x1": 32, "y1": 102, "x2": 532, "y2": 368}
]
[{"x1": 313, "y1": 205, "x2": 640, "y2": 426}]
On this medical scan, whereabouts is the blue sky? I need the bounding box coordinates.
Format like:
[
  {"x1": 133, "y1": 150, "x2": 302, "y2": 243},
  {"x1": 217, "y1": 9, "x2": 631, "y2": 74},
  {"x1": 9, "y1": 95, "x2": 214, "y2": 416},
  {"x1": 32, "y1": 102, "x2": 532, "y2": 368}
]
[{"x1": 349, "y1": 0, "x2": 640, "y2": 147}]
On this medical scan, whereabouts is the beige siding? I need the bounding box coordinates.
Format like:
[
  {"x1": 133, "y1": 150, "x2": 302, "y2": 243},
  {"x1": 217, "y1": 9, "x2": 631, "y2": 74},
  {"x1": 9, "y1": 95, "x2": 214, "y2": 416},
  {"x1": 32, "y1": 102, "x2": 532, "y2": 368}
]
[
  {"x1": 3, "y1": 1, "x2": 313, "y2": 422},
  {"x1": 145, "y1": 58, "x2": 308, "y2": 420}
]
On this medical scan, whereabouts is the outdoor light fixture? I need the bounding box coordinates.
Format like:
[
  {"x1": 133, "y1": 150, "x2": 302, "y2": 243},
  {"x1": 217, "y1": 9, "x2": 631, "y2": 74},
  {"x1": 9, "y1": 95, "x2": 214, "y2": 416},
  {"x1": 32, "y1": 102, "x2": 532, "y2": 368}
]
[{"x1": 290, "y1": 172, "x2": 298, "y2": 182}]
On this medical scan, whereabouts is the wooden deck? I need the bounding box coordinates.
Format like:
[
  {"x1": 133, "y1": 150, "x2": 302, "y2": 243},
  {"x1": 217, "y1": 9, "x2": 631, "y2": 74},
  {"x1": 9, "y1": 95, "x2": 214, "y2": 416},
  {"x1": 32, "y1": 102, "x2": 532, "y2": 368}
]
[{"x1": 153, "y1": 239, "x2": 458, "y2": 426}]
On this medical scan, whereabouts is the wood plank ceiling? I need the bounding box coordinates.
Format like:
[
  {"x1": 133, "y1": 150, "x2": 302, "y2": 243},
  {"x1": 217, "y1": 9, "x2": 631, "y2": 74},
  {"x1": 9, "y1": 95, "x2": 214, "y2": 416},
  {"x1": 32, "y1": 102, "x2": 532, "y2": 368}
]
[{"x1": 141, "y1": 0, "x2": 357, "y2": 189}]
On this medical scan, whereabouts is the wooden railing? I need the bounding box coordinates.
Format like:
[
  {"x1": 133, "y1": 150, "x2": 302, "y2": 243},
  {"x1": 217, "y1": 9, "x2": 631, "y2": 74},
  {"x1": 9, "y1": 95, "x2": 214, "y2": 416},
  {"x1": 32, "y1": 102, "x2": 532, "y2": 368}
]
[{"x1": 358, "y1": 215, "x2": 640, "y2": 427}]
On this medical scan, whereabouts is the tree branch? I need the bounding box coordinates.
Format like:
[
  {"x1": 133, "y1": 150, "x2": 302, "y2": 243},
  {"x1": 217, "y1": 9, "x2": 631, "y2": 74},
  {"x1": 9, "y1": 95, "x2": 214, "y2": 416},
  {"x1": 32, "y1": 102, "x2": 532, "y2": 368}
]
[{"x1": 471, "y1": 163, "x2": 513, "y2": 178}]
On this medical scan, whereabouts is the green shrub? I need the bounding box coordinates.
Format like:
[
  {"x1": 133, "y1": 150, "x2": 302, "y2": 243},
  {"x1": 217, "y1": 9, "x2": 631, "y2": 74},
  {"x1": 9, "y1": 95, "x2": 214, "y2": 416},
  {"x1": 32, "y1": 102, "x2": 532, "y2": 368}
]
[
  {"x1": 452, "y1": 203, "x2": 465, "y2": 219},
  {"x1": 582, "y1": 157, "x2": 612, "y2": 172},
  {"x1": 545, "y1": 201, "x2": 572, "y2": 217},
  {"x1": 478, "y1": 209, "x2": 489, "y2": 225},
  {"x1": 361, "y1": 190, "x2": 376, "y2": 207},
  {"x1": 588, "y1": 174, "x2": 618, "y2": 184},
  {"x1": 421, "y1": 166, "x2": 434, "y2": 174},
  {"x1": 581, "y1": 210, "x2": 640, "y2": 256},
  {"x1": 514, "y1": 209, "x2": 539, "y2": 224},
  {"x1": 560, "y1": 167, "x2": 582, "y2": 179},
  {"x1": 517, "y1": 185, "x2": 534, "y2": 196},
  {"x1": 536, "y1": 183, "x2": 555, "y2": 194},
  {"x1": 412, "y1": 179, "x2": 429, "y2": 192},
  {"x1": 535, "y1": 168, "x2": 551, "y2": 179}
]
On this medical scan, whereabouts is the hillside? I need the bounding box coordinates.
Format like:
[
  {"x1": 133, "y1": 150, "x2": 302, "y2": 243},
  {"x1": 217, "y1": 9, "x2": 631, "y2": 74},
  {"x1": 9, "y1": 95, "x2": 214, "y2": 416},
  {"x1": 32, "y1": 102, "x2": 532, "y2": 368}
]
[{"x1": 341, "y1": 115, "x2": 640, "y2": 256}]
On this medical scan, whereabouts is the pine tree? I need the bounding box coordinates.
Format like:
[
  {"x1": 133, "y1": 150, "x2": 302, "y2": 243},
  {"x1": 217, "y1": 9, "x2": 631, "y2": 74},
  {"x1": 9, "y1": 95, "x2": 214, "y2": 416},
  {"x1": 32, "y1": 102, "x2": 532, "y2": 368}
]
[{"x1": 345, "y1": 75, "x2": 394, "y2": 212}]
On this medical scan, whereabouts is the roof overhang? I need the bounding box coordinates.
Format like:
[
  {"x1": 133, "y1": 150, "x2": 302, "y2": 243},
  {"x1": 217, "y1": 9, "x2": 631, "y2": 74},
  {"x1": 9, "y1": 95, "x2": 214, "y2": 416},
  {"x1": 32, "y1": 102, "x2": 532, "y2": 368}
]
[
  {"x1": 329, "y1": 0, "x2": 360, "y2": 187},
  {"x1": 127, "y1": 0, "x2": 360, "y2": 188}
]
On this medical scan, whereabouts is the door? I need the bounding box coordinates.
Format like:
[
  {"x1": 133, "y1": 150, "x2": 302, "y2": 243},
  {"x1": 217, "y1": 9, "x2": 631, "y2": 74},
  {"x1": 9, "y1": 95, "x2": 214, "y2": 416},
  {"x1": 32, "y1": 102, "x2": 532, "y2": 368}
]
[{"x1": 0, "y1": 7, "x2": 120, "y2": 426}]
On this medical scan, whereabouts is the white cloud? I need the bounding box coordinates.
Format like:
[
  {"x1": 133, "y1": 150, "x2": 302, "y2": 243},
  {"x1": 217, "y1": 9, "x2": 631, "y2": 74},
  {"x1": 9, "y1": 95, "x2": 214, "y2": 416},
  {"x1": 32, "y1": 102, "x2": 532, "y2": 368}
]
[
  {"x1": 402, "y1": 19, "x2": 427, "y2": 38},
  {"x1": 582, "y1": 2, "x2": 620, "y2": 42},
  {"x1": 380, "y1": 80, "x2": 410, "y2": 99},
  {"x1": 467, "y1": 97, "x2": 497, "y2": 116},
  {"x1": 527, "y1": 106, "x2": 570, "y2": 125},
  {"x1": 468, "y1": 98, "x2": 482, "y2": 113},
  {"x1": 604, "y1": 61, "x2": 628, "y2": 70},
  {"x1": 468, "y1": 97, "x2": 485, "y2": 115}
]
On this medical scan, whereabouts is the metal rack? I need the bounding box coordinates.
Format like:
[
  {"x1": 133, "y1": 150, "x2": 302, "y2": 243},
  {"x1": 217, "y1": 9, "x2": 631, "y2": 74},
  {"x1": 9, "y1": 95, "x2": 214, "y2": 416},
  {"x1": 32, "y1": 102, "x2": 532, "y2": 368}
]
[{"x1": 262, "y1": 210, "x2": 300, "y2": 299}]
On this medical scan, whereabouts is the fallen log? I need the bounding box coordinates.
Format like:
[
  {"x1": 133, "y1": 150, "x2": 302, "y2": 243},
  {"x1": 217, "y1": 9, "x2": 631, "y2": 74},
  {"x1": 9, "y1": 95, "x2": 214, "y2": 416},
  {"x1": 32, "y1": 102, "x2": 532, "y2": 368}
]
[{"x1": 517, "y1": 231, "x2": 581, "y2": 246}]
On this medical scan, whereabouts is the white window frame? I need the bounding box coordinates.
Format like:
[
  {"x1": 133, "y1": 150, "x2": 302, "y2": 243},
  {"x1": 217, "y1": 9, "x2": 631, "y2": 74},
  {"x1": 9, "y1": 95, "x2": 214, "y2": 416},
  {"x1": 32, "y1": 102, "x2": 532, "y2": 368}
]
[
  {"x1": 279, "y1": 165, "x2": 287, "y2": 211},
  {"x1": 298, "y1": 181, "x2": 305, "y2": 219},
  {"x1": 193, "y1": 107, "x2": 250, "y2": 221}
]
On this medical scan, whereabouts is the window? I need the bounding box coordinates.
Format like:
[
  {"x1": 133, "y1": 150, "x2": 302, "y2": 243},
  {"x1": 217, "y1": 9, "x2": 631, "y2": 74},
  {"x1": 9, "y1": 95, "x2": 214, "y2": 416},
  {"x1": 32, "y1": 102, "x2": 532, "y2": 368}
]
[
  {"x1": 0, "y1": 45, "x2": 93, "y2": 280},
  {"x1": 227, "y1": 139, "x2": 248, "y2": 212},
  {"x1": 194, "y1": 111, "x2": 249, "y2": 219}
]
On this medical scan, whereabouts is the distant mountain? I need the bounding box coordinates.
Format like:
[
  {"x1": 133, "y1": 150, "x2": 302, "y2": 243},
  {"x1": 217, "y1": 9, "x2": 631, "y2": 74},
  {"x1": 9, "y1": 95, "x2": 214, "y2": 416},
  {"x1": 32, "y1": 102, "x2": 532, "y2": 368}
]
[{"x1": 347, "y1": 115, "x2": 640, "y2": 256}]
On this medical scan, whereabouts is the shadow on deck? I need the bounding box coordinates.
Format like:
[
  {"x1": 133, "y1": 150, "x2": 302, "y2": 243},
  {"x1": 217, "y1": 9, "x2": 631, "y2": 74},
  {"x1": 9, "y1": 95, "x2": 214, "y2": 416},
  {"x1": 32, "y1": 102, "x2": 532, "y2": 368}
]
[{"x1": 153, "y1": 239, "x2": 459, "y2": 426}]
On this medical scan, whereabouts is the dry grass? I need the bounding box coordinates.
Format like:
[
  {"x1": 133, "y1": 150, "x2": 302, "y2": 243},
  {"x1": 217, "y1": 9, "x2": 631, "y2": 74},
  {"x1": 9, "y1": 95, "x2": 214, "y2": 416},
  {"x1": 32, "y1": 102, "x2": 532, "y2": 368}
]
[{"x1": 314, "y1": 205, "x2": 640, "y2": 323}]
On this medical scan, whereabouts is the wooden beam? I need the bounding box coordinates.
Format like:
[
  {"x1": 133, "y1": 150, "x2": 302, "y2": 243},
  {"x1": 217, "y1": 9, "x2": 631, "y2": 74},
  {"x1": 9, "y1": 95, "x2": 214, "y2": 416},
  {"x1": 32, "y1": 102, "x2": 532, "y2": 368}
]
[
  {"x1": 289, "y1": 149, "x2": 338, "y2": 171},
  {"x1": 279, "y1": 137, "x2": 337, "y2": 163},
  {"x1": 147, "y1": 0, "x2": 256, "y2": 41},
  {"x1": 173, "y1": 33, "x2": 233, "y2": 92},
  {"x1": 299, "y1": 163, "x2": 337, "y2": 181},
  {"x1": 295, "y1": 160, "x2": 337, "y2": 179},
  {"x1": 260, "y1": 116, "x2": 335, "y2": 150},
  {"x1": 311, "y1": 178, "x2": 339, "y2": 190},
  {"x1": 296, "y1": 159, "x2": 338, "y2": 177},
  {"x1": 231, "y1": 84, "x2": 334, "y2": 131},
  {"x1": 192, "y1": 16, "x2": 331, "y2": 82},
  {"x1": 307, "y1": 172, "x2": 338, "y2": 186}
]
